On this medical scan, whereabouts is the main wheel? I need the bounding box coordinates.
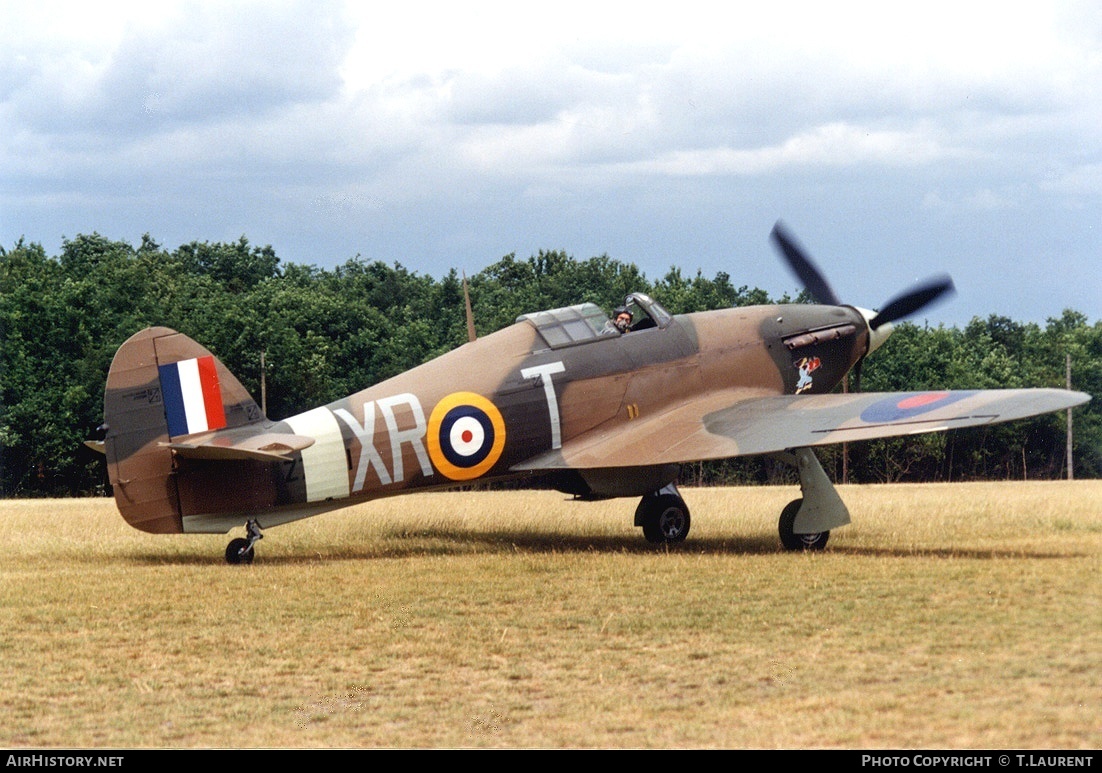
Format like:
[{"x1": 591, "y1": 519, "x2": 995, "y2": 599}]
[
  {"x1": 225, "y1": 537, "x2": 255, "y2": 565},
  {"x1": 639, "y1": 494, "x2": 691, "y2": 544},
  {"x1": 778, "y1": 498, "x2": 829, "y2": 551}
]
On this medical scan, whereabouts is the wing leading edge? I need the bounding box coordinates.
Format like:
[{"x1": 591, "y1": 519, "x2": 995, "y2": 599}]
[{"x1": 514, "y1": 388, "x2": 1090, "y2": 471}]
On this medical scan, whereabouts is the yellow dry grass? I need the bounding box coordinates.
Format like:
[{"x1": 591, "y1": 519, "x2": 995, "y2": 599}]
[{"x1": 1, "y1": 481, "x2": 1099, "y2": 749}]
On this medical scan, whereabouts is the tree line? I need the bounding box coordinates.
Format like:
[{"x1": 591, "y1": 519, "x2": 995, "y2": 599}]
[{"x1": 1, "y1": 233, "x2": 1098, "y2": 497}]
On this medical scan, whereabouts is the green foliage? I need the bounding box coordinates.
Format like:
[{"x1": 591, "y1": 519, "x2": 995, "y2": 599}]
[
  {"x1": 651, "y1": 267, "x2": 770, "y2": 313},
  {"x1": 0, "y1": 234, "x2": 1097, "y2": 496},
  {"x1": 471, "y1": 250, "x2": 649, "y2": 332},
  {"x1": 857, "y1": 314, "x2": 1101, "y2": 482}
]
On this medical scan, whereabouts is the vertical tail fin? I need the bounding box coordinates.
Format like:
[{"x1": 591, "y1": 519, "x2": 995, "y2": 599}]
[{"x1": 102, "y1": 327, "x2": 264, "y2": 533}]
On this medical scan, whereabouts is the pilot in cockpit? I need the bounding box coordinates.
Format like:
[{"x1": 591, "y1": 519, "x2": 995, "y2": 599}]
[{"x1": 603, "y1": 306, "x2": 634, "y2": 335}]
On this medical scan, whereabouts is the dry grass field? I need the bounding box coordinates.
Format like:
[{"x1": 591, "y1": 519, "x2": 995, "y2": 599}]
[{"x1": 1, "y1": 481, "x2": 1099, "y2": 749}]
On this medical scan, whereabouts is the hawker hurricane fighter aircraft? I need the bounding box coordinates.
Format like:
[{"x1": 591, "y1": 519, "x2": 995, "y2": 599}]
[{"x1": 90, "y1": 223, "x2": 1090, "y2": 563}]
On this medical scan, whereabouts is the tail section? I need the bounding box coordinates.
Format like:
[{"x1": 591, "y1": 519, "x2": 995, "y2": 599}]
[{"x1": 102, "y1": 327, "x2": 264, "y2": 533}]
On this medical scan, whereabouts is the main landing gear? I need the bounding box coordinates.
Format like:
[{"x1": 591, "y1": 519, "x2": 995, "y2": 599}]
[
  {"x1": 774, "y1": 447, "x2": 850, "y2": 551},
  {"x1": 225, "y1": 519, "x2": 264, "y2": 565},
  {"x1": 632, "y1": 449, "x2": 848, "y2": 551},
  {"x1": 778, "y1": 498, "x2": 829, "y2": 551},
  {"x1": 635, "y1": 483, "x2": 691, "y2": 544}
]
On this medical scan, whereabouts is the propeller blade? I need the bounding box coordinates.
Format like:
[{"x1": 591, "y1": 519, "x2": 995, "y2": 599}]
[
  {"x1": 869, "y1": 274, "x2": 955, "y2": 330},
  {"x1": 770, "y1": 221, "x2": 841, "y2": 306}
]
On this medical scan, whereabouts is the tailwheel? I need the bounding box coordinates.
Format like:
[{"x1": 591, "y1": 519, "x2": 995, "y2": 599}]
[
  {"x1": 636, "y1": 491, "x2": 691, "y2": 544},
  {"x1": 778, "y1": 498, "x2": 829, "y2": 552},
  {"x1": 225, "y1": 519, "x2": 264, "y2": 565}
]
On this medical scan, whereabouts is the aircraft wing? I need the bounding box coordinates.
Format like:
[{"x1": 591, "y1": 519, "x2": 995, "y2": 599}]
[{"x1": 514, "y1": 388, "x2": 1090, "y2": 470}]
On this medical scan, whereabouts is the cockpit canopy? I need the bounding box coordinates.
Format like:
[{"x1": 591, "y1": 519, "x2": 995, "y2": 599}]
[
  {"x1": 517, "y1": 293, "x2": 673, "y2": 350},
  {"x1": 621, "y1": 292, "x2": 672, "y2": 331}
]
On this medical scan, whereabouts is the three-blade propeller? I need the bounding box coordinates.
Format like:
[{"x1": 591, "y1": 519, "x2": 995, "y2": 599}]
[
  {"x1": 769, "y1": 220, "x2": 955, "y2": 330},
  {"x1": 769, "y1": 220, "x2": 955, "y2": 391}
]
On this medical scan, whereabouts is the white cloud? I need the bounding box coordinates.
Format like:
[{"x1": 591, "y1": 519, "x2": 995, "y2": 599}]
[{"x1": 1, "y1": 0, "x2": 1099, "y2": 325}]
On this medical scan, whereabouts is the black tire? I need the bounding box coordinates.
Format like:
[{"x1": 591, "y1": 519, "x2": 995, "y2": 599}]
[
  {"x1": 778, "y1": 498, "x2": 829, "y2": 551},
  {"x1": 640, "y1": 494, "x2": 691, "y2": 544},
  {"x1": 225, "y1": 537, "x2": 255, "y2": 565}
]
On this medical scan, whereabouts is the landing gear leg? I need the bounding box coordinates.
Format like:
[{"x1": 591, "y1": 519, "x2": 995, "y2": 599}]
[
  {"x1": 774, "y1": 448, "x2": 850, "y2": 551},
  {"x1": 635, "y1": 483, "x2": 691, "y2": 544},
  {"x1": 225, "y1": 519, "x2": 264, "y2": 565}
]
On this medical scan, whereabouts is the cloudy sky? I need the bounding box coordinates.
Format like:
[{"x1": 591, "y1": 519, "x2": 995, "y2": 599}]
[{"x1": 2, "y1": 0, "x2": 1099, "y2": 327}]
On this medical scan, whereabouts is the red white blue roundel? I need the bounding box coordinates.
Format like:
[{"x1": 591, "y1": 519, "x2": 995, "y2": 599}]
[
  {"x1": 427, "y1": 392, "x2": 507, "y2": 481},
  {"x1": 860, "y1": 391, "x2": 976, "y2": 423}
]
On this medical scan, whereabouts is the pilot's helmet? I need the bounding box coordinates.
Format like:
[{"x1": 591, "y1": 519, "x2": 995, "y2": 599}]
[{"x1": 614, "y1": 306, "x2": 632, "y2": 319}]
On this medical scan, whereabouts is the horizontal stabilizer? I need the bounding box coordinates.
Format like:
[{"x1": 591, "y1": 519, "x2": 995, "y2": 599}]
[{"x1": 161, "y1": 432, "x2": 315, "y2": 462}]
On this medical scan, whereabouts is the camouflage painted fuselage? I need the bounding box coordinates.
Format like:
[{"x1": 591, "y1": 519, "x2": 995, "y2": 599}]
[{"x1": 102, "y1": 300, "x2": 869, "y2": 534}]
